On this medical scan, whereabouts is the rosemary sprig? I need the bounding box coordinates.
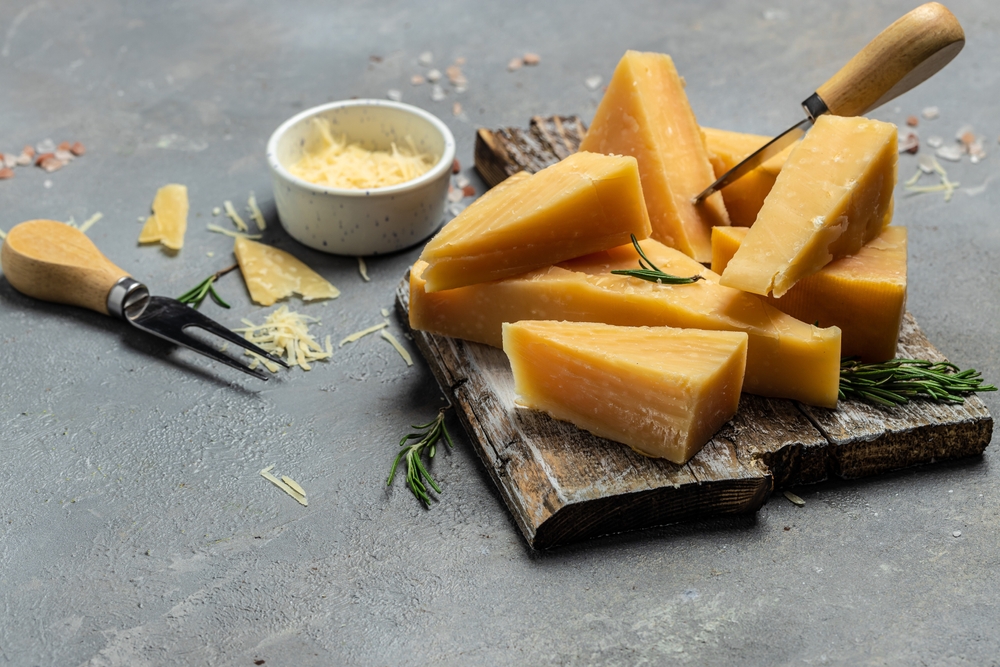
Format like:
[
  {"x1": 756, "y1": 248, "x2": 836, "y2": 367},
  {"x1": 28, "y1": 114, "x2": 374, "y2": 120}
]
[
  {"x1": 610, "y1": 234, "x2": 704, "y2": 285},
  {"x1": 177, "y1": 264, "x2": 239, "y2": 308},
  {"x1": 839, "y1": 357, "x2": 997, "y2": 406},
  {"x1": 387, "y1": 408, "x2": 454, "y2": 506}
]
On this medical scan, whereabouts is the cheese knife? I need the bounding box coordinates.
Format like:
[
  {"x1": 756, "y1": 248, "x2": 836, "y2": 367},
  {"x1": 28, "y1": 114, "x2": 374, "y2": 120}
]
[{"x1": 693, "y1": 2, "x2": 965, "y2": 204}]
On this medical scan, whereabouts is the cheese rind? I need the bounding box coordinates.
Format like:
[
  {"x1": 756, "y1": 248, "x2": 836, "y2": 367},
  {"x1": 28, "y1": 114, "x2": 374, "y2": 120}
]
[
  {"x1": 703, "y1": 127, "x2": 795, "y2": 227},
  {"x1": 719, "y1": 115, "x2": 897, "y2": 297},
  {"x1": 234, "y1": 237, "x2": 340, "y2": 306},
  {"x1": 713, "y1": 225, "x2": 907, "y2": 362},
  {"x1": 418, "y1": 152, "x2": 651, "y2": 292},
  {"x1": 410, "y1": 238, "x2": 842, "y2": 407},
  {"x1": 579, "y1": 51, "x2": 729, "y2": 262},
  {"x1": 138, "y1": 184, "x2": 188, "y2": 250},
  {"x1": 503, "y1": 320, "x2": 747, "y2": 464}
]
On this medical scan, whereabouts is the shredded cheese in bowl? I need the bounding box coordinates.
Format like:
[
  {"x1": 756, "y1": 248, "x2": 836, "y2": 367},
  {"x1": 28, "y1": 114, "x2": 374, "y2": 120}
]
[{"x1": 288, "y1": 117, "x2": 436, "y2": 190}]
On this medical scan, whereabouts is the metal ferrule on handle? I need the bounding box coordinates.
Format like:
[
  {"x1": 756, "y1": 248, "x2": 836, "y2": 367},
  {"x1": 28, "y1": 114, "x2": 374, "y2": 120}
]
[{"x1": 106, "y1": 277, "x2": 151, "y2": 321}]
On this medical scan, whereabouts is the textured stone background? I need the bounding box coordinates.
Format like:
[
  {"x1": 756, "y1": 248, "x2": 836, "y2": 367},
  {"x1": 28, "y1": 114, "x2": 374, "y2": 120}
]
[{"x1": 1, "y1": 1, "x2": 999, "y2": 665}]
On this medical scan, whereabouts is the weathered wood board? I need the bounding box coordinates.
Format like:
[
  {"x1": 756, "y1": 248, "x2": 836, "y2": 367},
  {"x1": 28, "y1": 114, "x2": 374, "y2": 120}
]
[
  {"x1": 397, "y1": 281, "x2": 992, "y2": 549},
  {"x1": 390, "y1": 115, "x2": 995, "y2": 549}
]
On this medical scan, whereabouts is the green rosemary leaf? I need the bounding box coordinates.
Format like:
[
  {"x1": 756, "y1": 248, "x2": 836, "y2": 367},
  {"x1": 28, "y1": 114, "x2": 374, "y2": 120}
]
[
  {"x1": 387, "y1": 408, "x2": 454, "y2": 507},
  {"x1": 177, "y1": 264, "x2": 238, "y2": 308},
  {"x1": 839, "y1": 357, "x2": 996, "y2": 406},
  {"x1": 610, "y1": 234, "x2": 704, "y2": 285}
]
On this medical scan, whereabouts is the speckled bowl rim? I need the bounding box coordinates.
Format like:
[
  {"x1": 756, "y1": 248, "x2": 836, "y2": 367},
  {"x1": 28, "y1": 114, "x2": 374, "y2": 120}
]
[{"x1": 266, "y1": 99, "x2": 456, "y2": 198}]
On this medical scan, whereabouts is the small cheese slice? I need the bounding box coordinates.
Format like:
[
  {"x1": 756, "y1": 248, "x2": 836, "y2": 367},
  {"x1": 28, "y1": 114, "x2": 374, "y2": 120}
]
[
  {"x1": 503, "y1": 320, "x2": 747, "y2": 464},
  {"x1": 579, "y1": 50, "x2": 729, "y2": 262},
  {"x1": 713, "y1": 225, "x2": 907, "y2": 362},
  {"x1": 719, "y1": 115, "x2": 897, "y2": 297},
  {"x1": 703, "y1": 127, "x2": 796, "y2": 227},
  {"x1": 138, "y1": 184, "x2": 188, "y2": 250},
  {"x1": 418, "y1": 151, "x2": 652, "y2": 292},
  {"x1": 234, "y1": 236, "x2": 340, "y2": 306},
  {"x1": 410, "y1": 238, "x2": 842, "y2": 407}
]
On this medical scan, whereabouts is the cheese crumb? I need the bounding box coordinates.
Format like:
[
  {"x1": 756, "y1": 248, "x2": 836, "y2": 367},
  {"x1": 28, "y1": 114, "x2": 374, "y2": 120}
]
[
  {"x1": 247, "y1": 191, "x2": 266, "y2": 231},
  {"x1": 234, "y1": 305, "x2": 332, "y2": 371},
  {"x1": 224, "y1": 200, "x2": 248, "y2": 232},
  {"x1": 381, "y1": 329, "x2": 413, "y2": 366},
  {"x1": 358, "y1": 257, "x2": 370, "y2": 282},
  {"x1": 259, "y1": 465, "x2": 308, "y2": 506},
  {"x1": 207, "y1": 224, "x2": 262, "y2": 240}
]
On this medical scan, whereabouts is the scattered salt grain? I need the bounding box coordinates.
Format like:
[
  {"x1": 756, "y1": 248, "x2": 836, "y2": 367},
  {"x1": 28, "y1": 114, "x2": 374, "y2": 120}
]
[
  {"x1": 411, "y1": 74, "x2": 426, "y2": 86},
  {"x1": 918, "y1": 154, "x2": 936, "y2": 173},
  {"x1": 54, "y1": 149, "x2": 74, "y2": 162},
  {"x1": 426, "y1": 68, "x2": 442, "y2": 83},
  {"x1": 431, "y1": 84, "x2": 446, "y2": 102},
  {"x1": 418, "y1": 51, "x2": 434, "y2": 66},
  {"x1": 447, "y1": 187, "x2": 463, "y2": 203},
  {"x1": 952, "y1": 530, "x2": 962, "y2": 538},
  {"x1": 922, "y1": 106, "x2": 940, "y2": 120},
  {"x1": 15, "y1": 151, "x2": 31, "y2": 166},
  {"x1": 451, "y1": 158, "x2": 461, "y2": 174},
  {"x1": 452, "y1": 102, "x2": 462, "y2": 116},
  {"x1": 43, "y1": 179, "x2": 52, "y2": 189},
  {"x1": 387, "y1": 89, "x2": 402, "y2": 102},
  {"x1": 1, "y1": 154, "x2": 15, "y2": 169},
  {"x1": 36, "y1": 138, "x2": 55, "y2": 153},
  {"x1": 906, "y1": 115, "x2": 919, "y2": 127},
  {"x1": 956, "y1": 124, "x2": 975, "y2": 142},
  {"x1": 462, "y1": 185, "x2": 476, "y2": 198},
  {"x1": 927, "y1": 135, "x2": 943, "y2": 148},
  {"x1": 585, "y1": 75, "x2": 603, "y2": 91},
  {"x1": 523, "y1": 52, "x2": 540, "y2": 66},
  {"x1": 936, "y1": 144, "x2": 963, "y2": 162},
  {"x1": 0, "y1": 167, "x2": 13, "y2": 180},
  {"x1": 70, "y1": 142, "x2": 85, "y2": 156},
  {"x1": 455, "y1": 174, "x2": 470, "y2": 189},
  {"x1": 507, "y1": 57, "x2": 523, "y2": 71},
  {"x1": 898, "y1": 131, "x2": 919, "y2": 154}
]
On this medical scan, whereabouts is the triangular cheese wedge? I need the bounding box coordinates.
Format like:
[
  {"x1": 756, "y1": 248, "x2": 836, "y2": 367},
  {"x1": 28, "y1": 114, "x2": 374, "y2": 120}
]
[
  {"x1": 138, "y1": 184, "x2": 188, "y2": 251},
  {"x1": 713, "y1": 225, "x2": 906, "y2": 362},
  {"x1": 502, "y1": 320, "x2": 747, "y2": 464},
  {"x1": 719, "y1": 115, "x2": 897, "y2": 297},
  {"x1": 703, "y1": 127, "x2": 796, "y2": 227},
  {"x1": 579, "y1": 51, "x2": 729, "y2": 262},
  {"x1": 409, "y1": 238, "x2": 842, "y2": 408},
  {"x1": 417, "y1": 151, "x2": 652, "y2": 292},
  {"x1": 234, "y1": 236, "x2": 340, "y2": 306}
]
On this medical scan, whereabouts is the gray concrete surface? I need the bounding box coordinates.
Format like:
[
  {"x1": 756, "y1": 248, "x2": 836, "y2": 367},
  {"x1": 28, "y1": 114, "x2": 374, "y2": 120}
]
[{"x1": 2, "y1": 1, "x2": 999, "y2": 665}]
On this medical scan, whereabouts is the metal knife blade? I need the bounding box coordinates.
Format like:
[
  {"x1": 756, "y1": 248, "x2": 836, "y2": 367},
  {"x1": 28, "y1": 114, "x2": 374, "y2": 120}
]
[{"x1": 693, "y1": 118, "x2": 809, "y2": 204}]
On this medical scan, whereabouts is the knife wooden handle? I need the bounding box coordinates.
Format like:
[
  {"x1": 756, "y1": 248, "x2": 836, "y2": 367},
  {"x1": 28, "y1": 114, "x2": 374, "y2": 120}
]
[
  {"x1": 815, "y1": 2, "x2": 964, "y2": 118},
  {"x1": 1, "y1": 220, "x2": 130, "y2": 315}
]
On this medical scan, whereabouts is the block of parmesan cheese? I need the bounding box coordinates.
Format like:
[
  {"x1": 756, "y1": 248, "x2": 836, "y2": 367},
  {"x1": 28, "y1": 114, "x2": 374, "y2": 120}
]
[
  {"x1": 409, "y1": 238, "x2": 842, "y2": 407},
  {"x1": 234, "y1": 236, "x2": 340, "y2": 306},
  {"x1": 703, "y1": 127, "x2": 796, "y2": 227},
  {"x1": 138, "y1": 184, "x2": 188, "y2": 251},
  {"x1": 503, "y1": 320, "x2": 747, "y2": 464},
  {"x1": 719, "y1": 115, "x2": 897, "y2": 297},
  {"x1": 579, "y1": 50, "x2": 729, "y2": 263},
  {"x1": 713, "y1": 225, "x2": 907, "y2": 362},
  {"x1": 417, "y1": 152, "x2": 651, "y2": 293}
]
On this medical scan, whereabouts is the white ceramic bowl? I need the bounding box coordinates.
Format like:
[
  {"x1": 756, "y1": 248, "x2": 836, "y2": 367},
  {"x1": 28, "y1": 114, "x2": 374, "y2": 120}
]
[{"x1": 266, "y1": 99, "x2": 456, "y2": 256}]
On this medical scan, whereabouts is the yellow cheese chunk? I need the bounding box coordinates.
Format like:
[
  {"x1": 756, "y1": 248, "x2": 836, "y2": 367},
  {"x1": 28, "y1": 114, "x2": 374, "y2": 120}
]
[
  {"x1": 579, "y1": 51, "x2": 729, "y2": 262},
  {"x1": 503, "y1": 320, "x2": 747, "y2": 464},
  {"x1": 138, "y1": 184, "x2": 188, "y2": 250},
  {"x1": 703, "y1": 127, "x2": 796, "y2": 227},
  {"x1": 720, "y1": 115, "x2": 897, "y2": 297},
  {"x1": 409, "y1": 238, "x2": 842, "y2": 407},
  {"x1": 418, "y1": 152, "x2": 651, "y2": 293},
  {"x1": 713, "y1": 225, "x2": 907, "y2": 362},
  {"x1": 234, "y1": 237, "x2": 340, "y2": 306}
]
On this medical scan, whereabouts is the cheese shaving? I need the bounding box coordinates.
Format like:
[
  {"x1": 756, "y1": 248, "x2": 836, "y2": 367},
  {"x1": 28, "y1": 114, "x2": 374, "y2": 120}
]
[
  {"x1": 259, "y1": 465, "x2": 308, "y2": 506},
  {"x1": 224, "y1": 200, "x2": 248, "y2": 232},
  {"x1": 247, "y1": 191, "x2": 266, "y2": 231},
  {"x1": 0, "y1": 228, "x2": 6, "y2": 240},
  {"x1": 207, "y1": 224, "x2": 262, "y2": 240},
  {"x1": 79, "y1": 212, "x2": 103, "y2": 233},
  {"x1": 380, "y1": 329, "x2": 413, "y2": 366},
  {"x1": 339, "y1": 321, "x2": 388, "y2": 347},
  {"x1": 904, "y1": 157, "x2": 959, "y2": 202},
  {"x1": 281, "y1": 475, "x2": 306, "y2": 496},
  {"x1": 233, "y1": 305, "x2": 332, "y2": 371},
  {"x1": 288, "y1": 117, "x2": 436, "y2": 190},
  {"x1": 358, "y1": 257, "x2": 370, "y2": 282}
]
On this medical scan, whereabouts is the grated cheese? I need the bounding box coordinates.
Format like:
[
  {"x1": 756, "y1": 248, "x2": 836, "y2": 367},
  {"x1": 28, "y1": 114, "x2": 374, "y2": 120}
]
[
  {"x1": 233, "y1": 305, "x2": 333, "y2": 371},
  {"x1": 224, "y1": 199, "x2": 248, "y2": 232},
  {"x1": 247, "y1": 191, "x2": 266, "y2": 231},
  {"x1": 207, "y1": 224, "x2": 262, "y2": 240},
  {"x1": 358, "y1": 257, "x2": 370, "y2": 282},
  {"x1": 79, "y1": 212, "x2": 102, "y2": 233},
  {"x1": 288, "y1": 117, "x2": 436, "y2": 190},
  {"x1": 381, "y1": 329, "x2": 413, "y2": 366},
  {"x1": 339, "y1": 321, "x2": 388, "y2": 347},
  {"x1": 259, "y1": 465, "x2": 308, "y2": 506},
  {"x1": 0, "y1": 228, "x2": 6, "y2": 240},
  {"x1": 380, "y1": 308, "x2": 390, "y2": 317},
  {"x1": 904, "y1": 156, "x2": 959, "y2": 202}
]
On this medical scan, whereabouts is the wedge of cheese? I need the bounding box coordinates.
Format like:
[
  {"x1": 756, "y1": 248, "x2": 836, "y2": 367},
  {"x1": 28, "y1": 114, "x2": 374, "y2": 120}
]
[
  {"x1": 503, "y1": 320, "x2": 747, "y2": 464},
  {"x1": 138, "y1": 184, "x2": 188, "y2": 251},
  {"x1": 234, "y1": 236, "x2": 340, "y2": 306},
  {"x1": 579, "y1": 50, "x2": 729, "y2": 263},
  {"x1": 410, "y1": 238, "x2": 842, "y2": 407},
  {"x1": 417, "y1": 152, "x2": 651, "y2": 293},
  {"x1": 703, "y1": 127, "x2": 796, "y2": 227},
  {"x1": 719, "y1": 115, "x2": 897, "y2": 297},
  {"x1": 713, "y1": 225, "x2": 907, "y2": 362}
]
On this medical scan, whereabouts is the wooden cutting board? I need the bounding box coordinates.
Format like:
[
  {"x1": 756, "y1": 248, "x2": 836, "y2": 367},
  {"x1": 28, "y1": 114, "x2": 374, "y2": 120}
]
[{"x1": 392, "y1": 116, "x2": 994, "y2": 550}]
